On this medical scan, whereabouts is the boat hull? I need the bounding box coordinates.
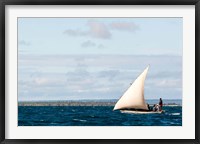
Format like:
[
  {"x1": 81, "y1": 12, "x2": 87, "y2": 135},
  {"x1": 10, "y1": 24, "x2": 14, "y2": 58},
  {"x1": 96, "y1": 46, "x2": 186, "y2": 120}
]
[{"x1": 120, "y1": 110, "x2": 164, "y2": 114}]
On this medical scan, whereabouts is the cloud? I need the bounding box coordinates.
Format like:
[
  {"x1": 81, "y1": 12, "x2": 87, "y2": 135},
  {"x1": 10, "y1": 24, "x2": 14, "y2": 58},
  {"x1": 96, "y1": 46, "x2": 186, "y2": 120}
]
[
  {"x1": 19, "y1": 40, "x2": 31, "y2": 46},
  {"x1": 81, "y1": 40, "x2": 96, "y2": 48},
  {"x1": 63, "y1": 20, "x2": 139, "y2": 41},
  {"x1": 63, "y1": 20, "x2": 111, "y2": 39},
  {"x1": 155, "y1": 79, "x2": 182, "y2": 88},
  {"x1": 150, "y1": 71, "x2": 182, "y2": 79},
  {"x1": 34, "y1": 78, "x2": 48, "y2": 85},
  {"x1": 97, "y1": 44, "x2": 105, "y2": 49},
  {"x1": 81, "y1": 40, "x2": 105, "y2": 49},
  {"x1": 63, "y1": 29, "x2": 87, "y2": 36},
  {"x1": 87, "y1": 20, "x2": 111, "y2": 39},
  {"x1": 18, "y1": 54, "x2": 182, "y2": 101},
  {"x1": 66, "y1": 69, "x2": 90, "y2": 79},
  {"x1": 98, "y1": 70, "x2": 120, "y2": 81},
  {"x1": 110, "y1": 22, "x2": 139, "y2": 32}
]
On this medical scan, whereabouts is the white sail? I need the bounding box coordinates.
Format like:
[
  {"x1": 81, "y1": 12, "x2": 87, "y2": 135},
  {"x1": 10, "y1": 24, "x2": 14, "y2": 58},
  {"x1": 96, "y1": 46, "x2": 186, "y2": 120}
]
[{"x1": 113, "y1": 66, "x2": 149, "y2": 111}]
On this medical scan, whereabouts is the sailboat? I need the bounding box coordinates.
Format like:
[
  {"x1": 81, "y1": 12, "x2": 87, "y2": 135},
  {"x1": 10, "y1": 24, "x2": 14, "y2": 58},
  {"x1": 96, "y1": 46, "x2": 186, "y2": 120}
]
[{"x1": 113, "y1": 65, "x2": 163, "y2": 114}]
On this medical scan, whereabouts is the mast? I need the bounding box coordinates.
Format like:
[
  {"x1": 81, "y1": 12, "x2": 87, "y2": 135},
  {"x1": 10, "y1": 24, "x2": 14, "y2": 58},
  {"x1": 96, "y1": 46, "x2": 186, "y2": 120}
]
[{"x1": 113, "y1": 66, "x2": 149, "y2": 111}]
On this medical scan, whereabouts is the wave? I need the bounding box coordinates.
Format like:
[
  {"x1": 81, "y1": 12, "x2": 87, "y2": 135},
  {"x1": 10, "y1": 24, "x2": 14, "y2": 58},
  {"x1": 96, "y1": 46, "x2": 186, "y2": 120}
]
[
  {"x1": 73, "y1": 119, "x2": 87, "y2": 122},
  {"x1": 171, "y1": 113, "x2": 180, "y2": 115}
]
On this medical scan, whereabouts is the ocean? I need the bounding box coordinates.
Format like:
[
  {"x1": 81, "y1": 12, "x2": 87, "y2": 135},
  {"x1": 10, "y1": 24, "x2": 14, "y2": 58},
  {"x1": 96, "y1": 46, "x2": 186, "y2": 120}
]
[{"x1": 18, "y1": 100, "x2": 182, "y2": 126}]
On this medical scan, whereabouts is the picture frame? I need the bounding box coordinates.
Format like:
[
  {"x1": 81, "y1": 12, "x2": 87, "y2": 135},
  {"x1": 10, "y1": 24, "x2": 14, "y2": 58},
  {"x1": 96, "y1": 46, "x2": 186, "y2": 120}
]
[{"x1": 0, "y1": 0, "x2": 199, "y2": 143}]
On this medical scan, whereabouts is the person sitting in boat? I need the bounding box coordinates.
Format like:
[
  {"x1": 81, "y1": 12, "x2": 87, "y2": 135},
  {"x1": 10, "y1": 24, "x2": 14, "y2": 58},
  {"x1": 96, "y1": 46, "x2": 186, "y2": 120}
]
[
  {"x1": 156, "y1": 104, "x2": 161, "y2": 112},
  {"x1": 159, "y1": 98, "x2": 163, "y2": 110},
  {"x1": 147, "y1": 103, "x2": 151, "y2": 111},
  {"x1": 153, "y1": 104, "x2": 157, "y2": 112}
]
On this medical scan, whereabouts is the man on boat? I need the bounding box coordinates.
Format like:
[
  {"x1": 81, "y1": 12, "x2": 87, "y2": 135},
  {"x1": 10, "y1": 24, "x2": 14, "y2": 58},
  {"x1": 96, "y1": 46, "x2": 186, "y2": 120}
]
[{"x1": 159, "y1": 98, "x2": 163, "y2": 110}]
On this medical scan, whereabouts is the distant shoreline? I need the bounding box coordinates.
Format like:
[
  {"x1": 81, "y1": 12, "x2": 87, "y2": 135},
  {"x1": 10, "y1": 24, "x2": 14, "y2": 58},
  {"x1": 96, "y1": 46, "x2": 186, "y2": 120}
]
[{"x1": 18, "y1": 101, "x2": 181, "y2": 107}]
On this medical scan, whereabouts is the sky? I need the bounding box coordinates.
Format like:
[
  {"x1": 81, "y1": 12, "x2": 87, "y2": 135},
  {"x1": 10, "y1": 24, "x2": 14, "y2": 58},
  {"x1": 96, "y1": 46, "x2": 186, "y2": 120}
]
[{"x1": 18, "y1": 18, "x2": 183, "y2": 101}]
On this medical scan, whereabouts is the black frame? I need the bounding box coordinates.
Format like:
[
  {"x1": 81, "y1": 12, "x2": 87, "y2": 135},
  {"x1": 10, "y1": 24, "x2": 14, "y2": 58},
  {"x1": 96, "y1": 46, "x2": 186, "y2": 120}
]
[{"x1": 0, "y1": 0, "x2": 199, "y2": 144}]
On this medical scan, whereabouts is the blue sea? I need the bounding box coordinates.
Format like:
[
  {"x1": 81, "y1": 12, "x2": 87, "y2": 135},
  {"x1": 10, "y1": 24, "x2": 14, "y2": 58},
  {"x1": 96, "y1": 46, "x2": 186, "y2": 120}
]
[{"x1": 18, "y1": 100, "x2": 182, "y2": 126}]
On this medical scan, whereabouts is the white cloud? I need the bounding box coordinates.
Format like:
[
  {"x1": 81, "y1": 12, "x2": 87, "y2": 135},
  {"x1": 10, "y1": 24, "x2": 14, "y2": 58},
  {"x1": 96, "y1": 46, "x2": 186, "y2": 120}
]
[
  {"x1": 86, "y1": 20, "x2": 111, "y2": 39},
  {"x1": 63, "y1": 20, "x2": 139, "y2": 40},
  {"x1": 81, "y1": 40, "x2": 96, "y2": 48},
  {"x1": 110, "y1": 22, "x2": 139, "y2": 32},
  {"x1": 155, "y1": 79, "x2": 182, "y2": 88},
  {"x1": 63, "y1": 29, "x2": 87, "y2": 36},
  {"x1": 81, "y1": 40, "x2": 105, "y2": 49},
  {"x1": 63, "y1": 20, "x2": 111, "y2": 39},
  {"x1": 97, "y1": 44, "x2": 105, "y2": 49},
  {"x1": 34, "y1": 78, "x2": 49, "y2": 85},
  {"x1": 18, "y1": 54, "x2": 182, "y2": 101}
]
